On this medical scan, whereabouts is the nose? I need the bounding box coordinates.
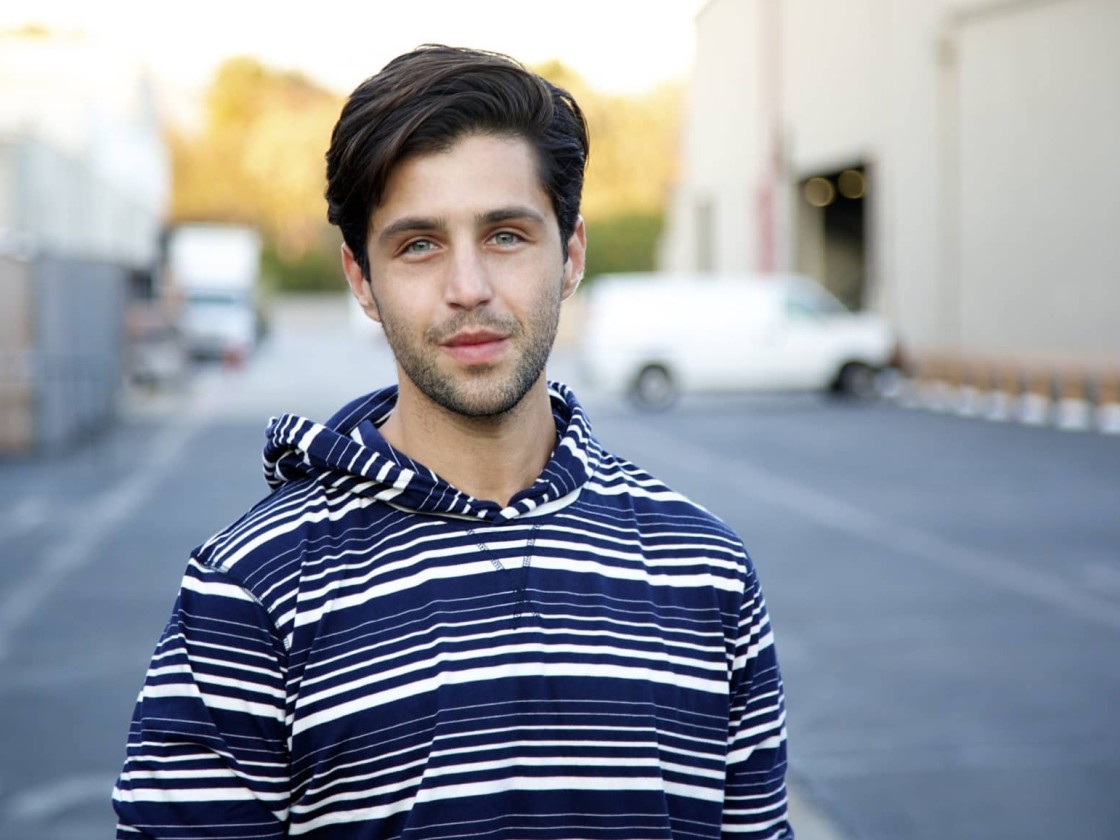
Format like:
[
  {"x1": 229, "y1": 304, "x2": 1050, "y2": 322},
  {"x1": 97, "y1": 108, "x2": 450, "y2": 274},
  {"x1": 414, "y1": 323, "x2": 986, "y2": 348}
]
[{"x1": 444, "y1": 246, "x2": 493, "y2": 310}]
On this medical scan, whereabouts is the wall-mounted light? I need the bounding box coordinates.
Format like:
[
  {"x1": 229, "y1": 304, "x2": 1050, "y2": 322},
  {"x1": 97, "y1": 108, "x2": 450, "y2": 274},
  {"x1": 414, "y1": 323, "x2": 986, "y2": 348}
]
[
  {"x1": 838, "y1": 169, "x2": 866, "y2": 199},
  {"x1": 803, "y1": 177, "x2": 835, "y2": 208}
]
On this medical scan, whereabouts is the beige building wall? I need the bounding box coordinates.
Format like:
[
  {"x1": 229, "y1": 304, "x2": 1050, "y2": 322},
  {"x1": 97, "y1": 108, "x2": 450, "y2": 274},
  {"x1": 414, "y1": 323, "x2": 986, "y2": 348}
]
[
  {"x1": 949, "y1": 0, "x2": 1120, "y2": 367},
  {"x1": 662, "y1": 0, "x2": 1120, "y2": 379},
  {"x1": 659, "y1": 0, "x2": 767, "y2": 273}
]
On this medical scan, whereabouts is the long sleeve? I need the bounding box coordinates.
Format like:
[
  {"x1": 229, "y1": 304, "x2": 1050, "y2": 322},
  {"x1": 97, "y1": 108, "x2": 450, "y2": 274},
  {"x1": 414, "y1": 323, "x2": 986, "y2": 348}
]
[
  {"x1": 113, "y1": 558, "x2": 291, "y2": 839},
  {"x1": 722, "y1": 562, "x2": 793, "y2": 839}
]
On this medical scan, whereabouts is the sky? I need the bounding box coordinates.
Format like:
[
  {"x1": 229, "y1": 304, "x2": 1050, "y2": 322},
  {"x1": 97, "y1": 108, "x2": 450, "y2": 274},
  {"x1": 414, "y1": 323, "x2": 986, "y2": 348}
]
[{"x1": 2, "y1": 0, "x2": 708, "y2": 98}]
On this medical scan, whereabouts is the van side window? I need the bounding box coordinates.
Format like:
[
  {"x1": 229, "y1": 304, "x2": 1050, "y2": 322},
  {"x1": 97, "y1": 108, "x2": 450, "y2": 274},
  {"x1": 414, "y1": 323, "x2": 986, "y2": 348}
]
[
  {"x1": 786, "y1": 298, "x2": 820, "y2": 318},
  {"x1": 786, "y1": 285, "x2": 849, "y2": 318}
]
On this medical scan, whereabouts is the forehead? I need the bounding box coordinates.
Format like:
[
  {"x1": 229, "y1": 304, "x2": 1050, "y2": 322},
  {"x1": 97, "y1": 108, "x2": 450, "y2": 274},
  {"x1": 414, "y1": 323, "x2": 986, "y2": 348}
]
[{"x1": 372, "y1": 134, "x2": 554, "y2": 226}]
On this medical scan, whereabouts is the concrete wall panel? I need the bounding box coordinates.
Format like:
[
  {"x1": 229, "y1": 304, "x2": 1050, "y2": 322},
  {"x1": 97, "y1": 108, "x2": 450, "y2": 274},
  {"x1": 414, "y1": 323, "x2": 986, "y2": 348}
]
[{"x1": 954, "y1": 0, "x2": 1120, "y2": 363}]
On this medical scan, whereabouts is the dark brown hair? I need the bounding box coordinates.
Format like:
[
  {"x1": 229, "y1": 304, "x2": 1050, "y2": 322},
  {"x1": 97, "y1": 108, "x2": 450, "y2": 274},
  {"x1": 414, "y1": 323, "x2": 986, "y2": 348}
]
[{"x1": 325, "y1": 44, "x2": 589, "y2": 278}]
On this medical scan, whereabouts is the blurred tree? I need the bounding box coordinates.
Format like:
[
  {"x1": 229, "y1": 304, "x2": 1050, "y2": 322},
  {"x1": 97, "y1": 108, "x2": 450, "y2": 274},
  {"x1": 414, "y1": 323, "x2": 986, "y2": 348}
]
[
  {"x1": 260, "y1": 241, "x2": 340, "y2": 294},
  {"x1": 582, "y1": 212, "x2": 664, "y2": 279}
]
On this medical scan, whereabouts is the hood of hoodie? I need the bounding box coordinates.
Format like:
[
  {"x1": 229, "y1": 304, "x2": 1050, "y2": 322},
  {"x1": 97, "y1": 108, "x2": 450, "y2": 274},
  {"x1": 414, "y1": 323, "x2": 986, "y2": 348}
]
[{"x1": 262, "y1": 381, "x2": 600, "y2": 523}]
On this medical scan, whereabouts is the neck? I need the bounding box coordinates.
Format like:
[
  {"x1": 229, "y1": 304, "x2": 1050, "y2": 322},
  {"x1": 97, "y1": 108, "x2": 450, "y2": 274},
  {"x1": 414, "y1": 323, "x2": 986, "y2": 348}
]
[{"x1": 378, "y1": 375, "x2": 557, "y2": 507}]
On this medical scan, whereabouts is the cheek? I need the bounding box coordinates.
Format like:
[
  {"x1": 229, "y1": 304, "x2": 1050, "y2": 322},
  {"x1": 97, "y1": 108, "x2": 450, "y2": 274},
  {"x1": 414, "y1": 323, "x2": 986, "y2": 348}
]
[{"x1": 369, "y1": 286, "x2": 427, "y2": 335}]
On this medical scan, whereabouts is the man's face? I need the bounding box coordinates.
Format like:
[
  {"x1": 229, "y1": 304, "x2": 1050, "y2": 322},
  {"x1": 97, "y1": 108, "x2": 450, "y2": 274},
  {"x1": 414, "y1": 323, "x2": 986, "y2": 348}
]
[{"x1": 343, "y1": 133, "x2": 585, "y2": 418}]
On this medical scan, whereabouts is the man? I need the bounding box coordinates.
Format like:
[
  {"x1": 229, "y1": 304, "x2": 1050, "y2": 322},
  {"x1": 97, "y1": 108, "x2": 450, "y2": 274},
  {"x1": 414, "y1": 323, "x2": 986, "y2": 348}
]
[{"x1": 114, "y1": 45, "x2": 792, "y2": 839}]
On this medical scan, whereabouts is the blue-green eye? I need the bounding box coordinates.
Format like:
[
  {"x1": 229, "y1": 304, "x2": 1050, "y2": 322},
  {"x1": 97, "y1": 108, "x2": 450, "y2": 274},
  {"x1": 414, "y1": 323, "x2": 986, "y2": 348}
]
[
  {"x1": 404, "y1": 239, "x2": 435, "y2": 254},
  {"x1": 492, "y1": 231, "x2": 523, "y2": 246}
]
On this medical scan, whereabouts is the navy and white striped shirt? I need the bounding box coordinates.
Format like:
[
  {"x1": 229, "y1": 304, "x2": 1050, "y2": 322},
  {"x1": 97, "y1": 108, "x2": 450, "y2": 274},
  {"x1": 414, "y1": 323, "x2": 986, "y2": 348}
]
[{"x1": 114, "y1": 382, "x2": 791, "y2": 839}]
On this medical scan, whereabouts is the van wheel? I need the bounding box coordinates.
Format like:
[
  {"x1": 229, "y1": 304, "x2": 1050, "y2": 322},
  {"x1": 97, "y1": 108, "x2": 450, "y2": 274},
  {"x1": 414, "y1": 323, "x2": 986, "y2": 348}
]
[
  {"x1": 630, "y1": 365, "x2": 677, "y2": 410},
  {"x1": 834, "y1": 362, "x2": 877, "y2": 398}
]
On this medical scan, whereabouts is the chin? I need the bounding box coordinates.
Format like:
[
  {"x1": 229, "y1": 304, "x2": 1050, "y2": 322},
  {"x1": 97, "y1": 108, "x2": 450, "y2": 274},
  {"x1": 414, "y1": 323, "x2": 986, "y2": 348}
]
[{"x1": 421, "y1": 368, "x2": 544, "y2": 419}]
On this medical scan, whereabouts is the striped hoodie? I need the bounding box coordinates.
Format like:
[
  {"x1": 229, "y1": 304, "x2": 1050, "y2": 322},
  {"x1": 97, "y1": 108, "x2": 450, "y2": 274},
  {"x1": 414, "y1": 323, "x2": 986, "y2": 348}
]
[{"x1": 114, "y1": 382, "x2": 792, "y2": 839}]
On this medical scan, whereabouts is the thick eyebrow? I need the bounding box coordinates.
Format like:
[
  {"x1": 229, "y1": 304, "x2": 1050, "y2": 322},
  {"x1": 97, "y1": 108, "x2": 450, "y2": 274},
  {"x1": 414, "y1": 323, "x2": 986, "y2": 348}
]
[
  {"x1": 376, "y1": 216, "x2": 446, "y2": 246},
  {"x1": 476, "y1": 206, "x2": 547, "y2": 227}
]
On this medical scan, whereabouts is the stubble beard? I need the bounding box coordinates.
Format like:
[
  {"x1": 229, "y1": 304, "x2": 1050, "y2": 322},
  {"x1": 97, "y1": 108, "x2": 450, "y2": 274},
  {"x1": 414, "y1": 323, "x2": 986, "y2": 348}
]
[{"x1": 378, "y1": 292, "x2": 562, "y2": 419}]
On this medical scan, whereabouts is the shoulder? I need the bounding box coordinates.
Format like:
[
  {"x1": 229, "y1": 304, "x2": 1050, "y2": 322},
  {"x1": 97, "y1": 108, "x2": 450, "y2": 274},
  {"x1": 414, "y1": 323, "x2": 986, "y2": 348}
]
[
  {"x1": 189, "y1": 476, "x2": 396, "y2": 608},
  {"x1": 583, "y1": 445, "x2": 750, "y2": 557}
]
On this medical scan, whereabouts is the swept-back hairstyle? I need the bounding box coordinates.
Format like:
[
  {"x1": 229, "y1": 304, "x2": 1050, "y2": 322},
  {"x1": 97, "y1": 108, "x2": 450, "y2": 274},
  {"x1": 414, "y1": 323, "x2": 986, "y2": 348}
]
[{"x1": 325, "y1": 44, "x2": 589, "y2": 279}]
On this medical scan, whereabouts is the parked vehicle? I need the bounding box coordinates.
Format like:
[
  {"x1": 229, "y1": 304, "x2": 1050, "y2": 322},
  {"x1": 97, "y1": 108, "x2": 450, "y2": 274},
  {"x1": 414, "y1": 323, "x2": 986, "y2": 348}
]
[
  {"x1": 165, "y1": 223, "x2": 264, "y2": 362},
  {"x1": 578, "y1": 272, "x2": 903, "y2": 409}
]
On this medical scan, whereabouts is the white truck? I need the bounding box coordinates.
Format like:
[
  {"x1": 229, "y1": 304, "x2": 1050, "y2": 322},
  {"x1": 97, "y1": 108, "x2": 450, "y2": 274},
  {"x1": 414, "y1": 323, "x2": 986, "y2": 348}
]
[{"x1": 166, "y1": 223, "x2": 263, "y2": 362}]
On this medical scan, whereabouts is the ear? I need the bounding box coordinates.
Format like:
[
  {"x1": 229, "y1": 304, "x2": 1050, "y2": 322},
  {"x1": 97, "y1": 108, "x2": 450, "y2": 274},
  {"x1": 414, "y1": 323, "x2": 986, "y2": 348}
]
[
  {"x1": 560, "y1": 216, "x2": 587, "y2": 301},
  {"x1": 341, "y1": 243, "x2": 381, "y2": 323}
]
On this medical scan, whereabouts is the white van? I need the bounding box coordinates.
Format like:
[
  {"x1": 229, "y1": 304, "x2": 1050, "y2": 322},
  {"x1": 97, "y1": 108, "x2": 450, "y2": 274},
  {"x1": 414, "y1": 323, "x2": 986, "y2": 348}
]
[{"x1": 578, "y1": 272, "x2": 901, "y2": 408}]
